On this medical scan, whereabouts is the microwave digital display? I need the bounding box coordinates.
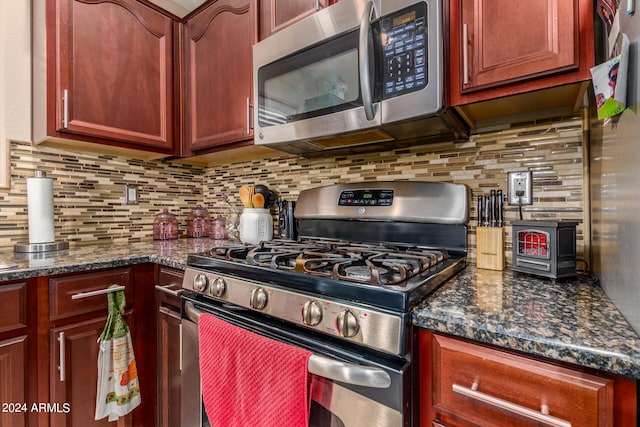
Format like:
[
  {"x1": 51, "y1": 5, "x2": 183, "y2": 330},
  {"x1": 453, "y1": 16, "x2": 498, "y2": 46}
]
[
  {"x1": 338, "y1": 189, "x2": 394, "y2": 206},
  {"x1": 393, "y1": 11, "x2": 417, "y2": 27},
  {"x1": 380, "y1": 3, "x2": 428, "y2": 98}
]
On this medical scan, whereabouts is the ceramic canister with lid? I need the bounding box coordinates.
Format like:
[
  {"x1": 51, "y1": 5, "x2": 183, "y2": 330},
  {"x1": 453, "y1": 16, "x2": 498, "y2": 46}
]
[{"x1": 239, "y1": 208, "x2": 273, "y2": 244}]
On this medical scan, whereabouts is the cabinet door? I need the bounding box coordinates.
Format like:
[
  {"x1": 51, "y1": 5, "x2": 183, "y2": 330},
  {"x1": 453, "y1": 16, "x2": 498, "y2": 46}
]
[
  {"x1": 184, "y1": 0, "x2": 257, "y2": 152},
  {"x1": 258, "y1": 0, "x2": 334, "y2": 40},
  {"x1": 50, "y1": 316, "x2": 133, "y2": 427},
  {"x1": 54, "y1": 0, "x2": 174, "y2": 150},
  {"x1": 0, "y1": 336, "x2": 27, "y2": 427},
  {"x1": 155, "y1": 267, "x2": 183, "y2": 427},
  {"x1": 459, "y1": 0, "x2": 578, "y2": 93},
  {"x1": 156, "y1": 305, "x2": 181, "y2": 427}
]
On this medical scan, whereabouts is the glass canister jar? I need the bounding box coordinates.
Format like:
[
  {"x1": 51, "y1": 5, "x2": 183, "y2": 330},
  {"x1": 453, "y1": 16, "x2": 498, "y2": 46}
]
[
  {"x1": 186, "y1": 205, "x2": 211, "y2": 238},
  {"x1": 211, "y1": 214, "x2": 228, "y2": 240},
  {"x1": 153, "y1": 208, "x2": 179, "y2": 240}
]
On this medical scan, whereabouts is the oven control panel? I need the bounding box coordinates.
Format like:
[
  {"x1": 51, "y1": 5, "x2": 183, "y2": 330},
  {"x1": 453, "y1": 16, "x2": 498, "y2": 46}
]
[
  {"x1": 182, "y1": 268, "x2": 405, "y2": 356},
  {"x1": 338, "y1": 189, "x2": 394, "y2": 206}
]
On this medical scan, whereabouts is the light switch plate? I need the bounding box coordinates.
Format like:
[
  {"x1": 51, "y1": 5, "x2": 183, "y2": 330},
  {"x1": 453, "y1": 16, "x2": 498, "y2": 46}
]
[{"x1": 124, "y1": 185, "x2": 139, "y2": 205}]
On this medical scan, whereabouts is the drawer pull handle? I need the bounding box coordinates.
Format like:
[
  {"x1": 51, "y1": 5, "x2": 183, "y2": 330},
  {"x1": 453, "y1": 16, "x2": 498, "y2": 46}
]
[
  {"x1": 71, "y1": 285, "x2": 125, "y2": 300},
  {"x1": 452, "y1": 382, "x2": 571, "y2": 427},
  {"x1": 155, "y1": 284, "x2": 183, "y2": 297}
]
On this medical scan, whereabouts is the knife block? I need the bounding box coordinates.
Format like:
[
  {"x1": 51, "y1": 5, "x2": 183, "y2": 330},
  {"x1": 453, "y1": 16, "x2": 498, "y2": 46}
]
[{"x1": 476, "y1": 227, "x2": 505, "y2": 271}]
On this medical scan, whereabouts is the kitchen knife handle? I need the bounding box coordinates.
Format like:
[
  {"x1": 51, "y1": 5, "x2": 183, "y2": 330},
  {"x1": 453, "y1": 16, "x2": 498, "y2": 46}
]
[
  {"x1": 477, "y1": 196, "x2": 483, "y2": 227},
  {"x1": 483, "y1": 195, "x2": 491, "y2": 227},
  {"x1": 496, "y1": 190, "x2": 504, "y2": 227},
  {"x1": 490, "y1": 190, "x2": 496, "y2": 227}
]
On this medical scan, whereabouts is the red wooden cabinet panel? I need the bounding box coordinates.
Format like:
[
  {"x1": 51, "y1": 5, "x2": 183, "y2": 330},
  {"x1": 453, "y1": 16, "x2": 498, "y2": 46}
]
[
  {"x1": 449, "y1": 0, "x2": 594, "y2": 107},
  {"x1": 183, "y1": 0, "x2": 258, "y2": 152}
]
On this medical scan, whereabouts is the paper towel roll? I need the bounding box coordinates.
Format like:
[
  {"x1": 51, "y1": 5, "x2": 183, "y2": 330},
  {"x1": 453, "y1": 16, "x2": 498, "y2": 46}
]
[{"x1": 27, "y1": 172, "x2": 55, "y2": 244}]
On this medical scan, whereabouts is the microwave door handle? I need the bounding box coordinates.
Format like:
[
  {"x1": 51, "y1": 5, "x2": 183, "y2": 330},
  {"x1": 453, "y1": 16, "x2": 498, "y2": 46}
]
[{"x1": 359, "y1": 0, "x2": 377, "y2": 121}]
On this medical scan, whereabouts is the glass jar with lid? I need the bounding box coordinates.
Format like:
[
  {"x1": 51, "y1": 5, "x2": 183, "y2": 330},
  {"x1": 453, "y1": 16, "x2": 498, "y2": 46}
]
[
  {"x1": 153, "y1": 208, "x2": 179, "y2": 240},
  {"x1": 186, "y1": 205, "x2": 211, "y2": 238}
]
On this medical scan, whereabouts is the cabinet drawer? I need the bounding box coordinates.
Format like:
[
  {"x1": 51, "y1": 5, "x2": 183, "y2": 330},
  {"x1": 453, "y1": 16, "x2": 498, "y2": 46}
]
[
  {"x1": 49, "y1": 268, "x2": 133, "y2": 320},
  {"x1": 156, "y1": 267, "x2": 183, "y2": 310},
  {"x1": 432, "y1": 335, "x2": 614, "y2": 427},
  {"x1": 0, "y1": 282, "x2": 27, "y2": 333}
]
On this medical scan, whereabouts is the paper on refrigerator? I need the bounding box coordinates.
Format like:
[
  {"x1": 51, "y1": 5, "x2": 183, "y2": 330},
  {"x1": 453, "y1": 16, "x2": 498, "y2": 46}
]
[{"x1": 590, "y1": 33, "x2": 630, "y2": 120}]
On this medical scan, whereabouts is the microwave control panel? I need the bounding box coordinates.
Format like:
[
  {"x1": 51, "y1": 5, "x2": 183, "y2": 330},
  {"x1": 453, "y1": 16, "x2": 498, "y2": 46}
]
[{"x1": 380, "y1": 3, "x2": 428, "y2": 98}]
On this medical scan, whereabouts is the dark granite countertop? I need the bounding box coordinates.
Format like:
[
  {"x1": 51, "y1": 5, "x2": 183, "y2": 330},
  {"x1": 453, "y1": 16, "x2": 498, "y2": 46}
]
[
  {"x1": 413, "y1": 266, "x2": 640, "y2": 379},
  {"x1": 0, "y1": 238, "x2": 217, "y2": 281},
  {"x1": 2, "y1": 241, "x2": 639, "y2": 379}
]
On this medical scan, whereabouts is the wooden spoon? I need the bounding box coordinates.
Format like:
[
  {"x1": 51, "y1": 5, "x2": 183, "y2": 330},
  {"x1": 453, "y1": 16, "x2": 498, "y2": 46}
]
[
  {"x1": 252, "y1": 193, "x2": 265, "y2": 209},
  {"x1": 239, "y1": 186, "x2": 254, "y2": 208}
]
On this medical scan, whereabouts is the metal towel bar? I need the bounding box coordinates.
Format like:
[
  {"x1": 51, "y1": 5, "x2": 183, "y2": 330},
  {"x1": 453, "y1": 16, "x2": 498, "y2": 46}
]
[
  {"x1": 71, "y1": 285, "x2": 126, "y2": 300},
  {"x1": 184, "y1": 301, "x2": 391, "y2": 389}
]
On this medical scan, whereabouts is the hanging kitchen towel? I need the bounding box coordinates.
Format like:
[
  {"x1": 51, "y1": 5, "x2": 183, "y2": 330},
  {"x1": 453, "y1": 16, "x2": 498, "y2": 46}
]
[
  {"x1": 95, "y1": 285, "x2": 141, "y2": 422},
  {"x1": 199, "y1": 313, "x2": 312, "y2": 427}
]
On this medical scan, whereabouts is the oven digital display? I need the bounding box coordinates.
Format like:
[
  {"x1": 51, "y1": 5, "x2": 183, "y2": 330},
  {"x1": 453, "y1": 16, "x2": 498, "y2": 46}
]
[{"x1": 339, "y1": 189, "x2": 394, "y2": 206}]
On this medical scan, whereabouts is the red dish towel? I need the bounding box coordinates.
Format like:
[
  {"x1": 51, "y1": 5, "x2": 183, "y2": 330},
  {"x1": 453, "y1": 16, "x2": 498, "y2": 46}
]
[{"x1": 199, "y1": 313, "x2": 312, "y2": 427}]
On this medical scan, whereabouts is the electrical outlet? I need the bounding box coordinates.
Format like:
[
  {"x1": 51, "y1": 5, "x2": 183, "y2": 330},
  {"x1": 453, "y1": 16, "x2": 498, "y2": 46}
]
[{"x1": 507, "y1": 171, "x2": 532, "y2": 205}]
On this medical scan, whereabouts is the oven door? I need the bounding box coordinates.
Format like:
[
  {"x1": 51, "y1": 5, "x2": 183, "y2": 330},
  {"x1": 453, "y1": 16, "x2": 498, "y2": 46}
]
[{"x1": 180, "y1": 294, "x2": 409, "y2": 427}]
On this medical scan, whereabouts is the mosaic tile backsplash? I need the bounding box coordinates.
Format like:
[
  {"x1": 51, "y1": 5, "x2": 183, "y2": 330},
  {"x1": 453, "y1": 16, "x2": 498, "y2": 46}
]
[{"x1": 1, "y1": 116, "x2": 586, "y2": 265}]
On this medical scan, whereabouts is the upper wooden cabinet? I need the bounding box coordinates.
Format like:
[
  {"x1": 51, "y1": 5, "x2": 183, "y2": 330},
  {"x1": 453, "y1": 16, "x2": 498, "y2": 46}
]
[
  {"x1": 449, "y1": 0, "x2": 595, "y2": 128},
  {"x1": 183, "y1": 0, "x2": 257, "y2": 153},
  {"x1": 258, "y1": 0, "x2": 335, "y2": 40},
  {"x1": 33, "y1": 0, "x2": 176, "y2": 156}
]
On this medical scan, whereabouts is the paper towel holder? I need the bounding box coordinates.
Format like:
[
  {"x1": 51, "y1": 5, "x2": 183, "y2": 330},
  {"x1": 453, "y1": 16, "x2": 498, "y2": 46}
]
[{"x1": 14, "y1": 171, "x2": 69, "y2": 253}]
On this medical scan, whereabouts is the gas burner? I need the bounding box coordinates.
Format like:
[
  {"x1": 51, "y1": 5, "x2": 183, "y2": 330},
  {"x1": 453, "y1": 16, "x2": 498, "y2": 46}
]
[{"x1": 206, "y1": 238, "x2": 450, "y2": 287}]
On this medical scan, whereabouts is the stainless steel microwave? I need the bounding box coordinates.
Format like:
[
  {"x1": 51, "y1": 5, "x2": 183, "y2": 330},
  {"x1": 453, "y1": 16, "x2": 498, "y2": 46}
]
[{"x1": 253, "y1": 0, "x2": 468, "y2": 156}]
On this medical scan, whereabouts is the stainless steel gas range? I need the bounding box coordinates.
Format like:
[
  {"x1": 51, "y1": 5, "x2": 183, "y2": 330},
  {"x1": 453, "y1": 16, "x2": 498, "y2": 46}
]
[{"x1": 181, "y1": 181, "x2": 470, "y2": 427}]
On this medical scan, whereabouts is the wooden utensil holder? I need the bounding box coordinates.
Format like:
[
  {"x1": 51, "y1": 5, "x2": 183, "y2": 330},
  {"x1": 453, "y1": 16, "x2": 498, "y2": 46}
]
[{"x1": 476, "y1": 227, "x2": 505, "y2": 271}]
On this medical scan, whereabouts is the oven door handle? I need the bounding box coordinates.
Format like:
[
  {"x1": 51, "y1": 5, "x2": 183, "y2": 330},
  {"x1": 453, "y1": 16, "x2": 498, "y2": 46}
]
[{"x1": 184, "y1": 301, "x2": 392, "y2": 389}]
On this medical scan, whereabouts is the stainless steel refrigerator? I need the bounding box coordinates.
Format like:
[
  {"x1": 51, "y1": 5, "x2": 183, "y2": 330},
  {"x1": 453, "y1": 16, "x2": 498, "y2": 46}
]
[{"x1": 590, "y1": 7, "x2": 640, "y2": 332}]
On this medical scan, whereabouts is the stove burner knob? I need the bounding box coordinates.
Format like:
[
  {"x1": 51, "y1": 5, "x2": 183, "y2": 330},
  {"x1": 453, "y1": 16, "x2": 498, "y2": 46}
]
[
  {"x1": 302, "y1": 301, "x2": 323, "y2": 326},
  {"x1": 211, "y1": 277, "x2": 226, "y2": 297},
  {"x1": 193, "y1": 273, "x2": 209, "y2": 292},
  {"x1": 250, "y1": 287, "x2": 268, "y2": 310},
  {"x1": 336, "y1": 310, "x2": 360, "y2": 338}
]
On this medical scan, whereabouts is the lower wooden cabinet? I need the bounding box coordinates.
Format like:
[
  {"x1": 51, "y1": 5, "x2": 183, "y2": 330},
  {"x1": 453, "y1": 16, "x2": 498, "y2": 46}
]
[
  {"x1": 30, "y1": 265, "x2": 156, "y2": 427},
  {"x1": 155, "y1": 267, "x2": 184, "y2": 427},
  {"x1": 0, "y1": 279, "x2": 31, "y2": 427},
  {"x1": 49, "y1": 316, "x2": 133, "y2": 427},
  {"x1": 0, "y1": 335, "x2": 27, "y2": 427},
  {"x1": 419, "y1": 331, "x2": 637, "y2": 427}
]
